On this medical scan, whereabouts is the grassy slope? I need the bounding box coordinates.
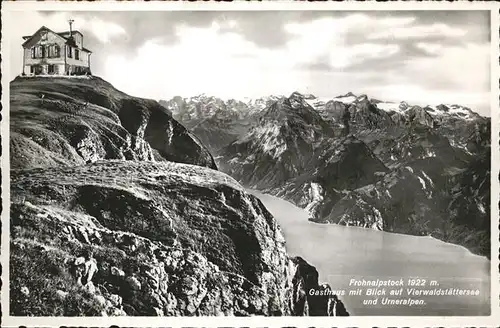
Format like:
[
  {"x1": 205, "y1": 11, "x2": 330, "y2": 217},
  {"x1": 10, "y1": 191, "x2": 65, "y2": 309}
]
[{"x1": 10, "y1": 76, "x2": 216, "y2": 170}]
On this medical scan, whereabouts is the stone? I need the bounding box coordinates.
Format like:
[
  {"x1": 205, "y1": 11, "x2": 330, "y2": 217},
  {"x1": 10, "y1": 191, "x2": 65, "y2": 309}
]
[
  {"x1": 85, "y1": 281, "x2": 96, "y2": 294},
  {"x1": 94, "y1": 295, "x2": 107, "y2": 307},
  {"x1": 109, "y1": 308, "x2": 128, "y2": 316},
  {"x1": 20, "y1": 286, "x2": 29, "y2": 297},
  {"x1": 84, "y1": 258, "x2": 98, "y2": 284},
  {"x1": 238, "y1": 298, "x2": 249, "y2": 308},
  {"x1": 55, "y1": 290, "x2": 68, "y2": 299},
  {"x1": 179, "y1": 277, "x2": 198, "y2": 295},
  {"x1": 110, "y1": 266, "x2": 125, "y2": 277},
  {"x1": 109, "y1": 293, "x2": 122, "y2": 307},
  {"x1": 126, "y1": 276, "x2": 142, "y2": 291},
  {"x1": 74, "y1": 256, "x2": 86, "y2": 266},
  {"x1": 77, "y1": 226, "x2": 91, "y2": 244},
  {"x1": 153, "y1": 307, "x2": 164, "y2": 316}
]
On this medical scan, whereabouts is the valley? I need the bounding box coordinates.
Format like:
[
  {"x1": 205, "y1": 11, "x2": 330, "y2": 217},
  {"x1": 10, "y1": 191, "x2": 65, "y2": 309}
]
[{"x1": 163, "y1": 91, "x2": 491, "y2": 258}]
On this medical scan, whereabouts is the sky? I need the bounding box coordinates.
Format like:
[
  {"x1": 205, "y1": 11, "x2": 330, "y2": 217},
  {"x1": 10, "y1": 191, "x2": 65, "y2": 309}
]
[{"x1": 8, "y1": 10, "x2": 491, "y2": 115}]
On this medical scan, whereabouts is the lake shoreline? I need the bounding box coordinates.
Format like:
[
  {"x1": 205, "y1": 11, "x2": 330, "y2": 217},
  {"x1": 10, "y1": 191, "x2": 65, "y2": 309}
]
[
  {"x1": 309, "y1": 220, "x2": 490, "y2": 261},
  {"x1": 248, "y1": 188, "x2": 491, "y2": 316},
  {"x1": 249, "y1": 189, "x2": 490, "y2": 261}
]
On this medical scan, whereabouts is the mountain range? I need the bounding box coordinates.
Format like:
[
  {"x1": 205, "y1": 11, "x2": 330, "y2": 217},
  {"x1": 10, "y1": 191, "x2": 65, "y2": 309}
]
[{"x1": 164, "y1": 91, "x2": 491, "y2": 257}]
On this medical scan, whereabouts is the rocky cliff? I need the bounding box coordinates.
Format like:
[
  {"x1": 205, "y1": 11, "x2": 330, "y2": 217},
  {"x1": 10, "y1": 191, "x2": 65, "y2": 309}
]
[
  {"x1": 11, "y1": 161, "x2": 348, "y2": 316},
  {"x1": 10, "y1": 77, "x2": 348, "y2": 316}
]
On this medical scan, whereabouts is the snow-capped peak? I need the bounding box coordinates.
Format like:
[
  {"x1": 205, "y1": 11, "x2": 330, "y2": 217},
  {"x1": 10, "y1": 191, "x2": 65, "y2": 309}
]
[
  {"x1": 331, "y1": 94, "x2": 357, "y2": 105},
  {"x1": 429, "y1": 104, "x2": 478, "y2": 120},
  {"x1": 375, "y1": 101, "x2": 407, "y2": 114}
]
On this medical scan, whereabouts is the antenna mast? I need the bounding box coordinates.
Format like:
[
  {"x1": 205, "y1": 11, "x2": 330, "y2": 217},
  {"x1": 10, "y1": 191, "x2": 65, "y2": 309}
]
[{"x1": 68, "y1": 19, "x2": 74, "y2": 37}]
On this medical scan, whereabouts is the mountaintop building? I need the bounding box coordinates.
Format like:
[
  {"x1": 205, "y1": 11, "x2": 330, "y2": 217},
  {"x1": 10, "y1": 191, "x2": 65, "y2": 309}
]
[{"x1": 22, "y1": 20, "x2": 92, "y2": 76}]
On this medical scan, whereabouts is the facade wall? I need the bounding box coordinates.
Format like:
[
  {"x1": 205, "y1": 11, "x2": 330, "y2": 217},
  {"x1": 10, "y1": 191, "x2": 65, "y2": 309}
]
[
  {"x1": 56, "y1": 64, "x2": 65, "y2": 74},
  {"x1": 73, "y1": 33, "x2": 83, "y2": 48},
  {"x1": 23, "y1": 48, "x2": 65, "y2": 66},
  {"x1": 65, "y1": 45, "x2": 90, "y2": 67},
  {"x1": 24, "y1": 63, "x2": 66, "y2": 75},
  {"x1": 23, "y1": 32, "x2": 66, "y2": 66}
]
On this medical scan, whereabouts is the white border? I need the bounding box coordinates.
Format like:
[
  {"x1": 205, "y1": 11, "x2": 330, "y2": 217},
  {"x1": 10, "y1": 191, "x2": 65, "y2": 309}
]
[
  {"x1": 2, "y1": 1, "x2": 499, "y2": 327},
  {"x1": 490, "y1": 5, "x2": 500, "y2": 327}
]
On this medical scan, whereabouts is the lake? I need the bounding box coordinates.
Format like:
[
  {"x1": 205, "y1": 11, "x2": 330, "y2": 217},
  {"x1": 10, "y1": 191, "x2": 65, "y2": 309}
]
[{"x1": 249, "y1": 190, "x2": 491, "y2": 316}]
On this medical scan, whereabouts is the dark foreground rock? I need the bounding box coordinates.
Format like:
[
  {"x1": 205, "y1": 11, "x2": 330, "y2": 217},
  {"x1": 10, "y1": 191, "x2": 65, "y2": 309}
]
[{"x1": 10, "y1": 161, "x2": 347, "y2": 316}]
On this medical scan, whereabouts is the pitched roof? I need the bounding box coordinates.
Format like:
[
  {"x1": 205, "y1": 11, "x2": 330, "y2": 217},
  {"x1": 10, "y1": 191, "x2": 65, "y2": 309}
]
[
  {"x1": 56, "y1": 30, "x2": 83, "y2": 38},
  {"x1": 22, "y1": 30, "x2": 83, "y2": 40},
  {"x1": 22, "y1": 26, "x2": 92, "y2": 53}
]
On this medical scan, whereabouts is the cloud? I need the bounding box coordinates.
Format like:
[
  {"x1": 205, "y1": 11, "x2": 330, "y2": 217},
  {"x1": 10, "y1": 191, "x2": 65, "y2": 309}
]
[
  {"x1": 368, "y1": 23, "x2": 467, "y2": 40},
  {"x1": 360, "y1": 41, "x2": 490, "y2": 113},
  {"x1": 103, "y1": 14, "x2": 407, "y2": 98},
  {"x1": 282, "y1": 14, "x2": 408, "y2": 69},
  {"x1": 405, "y1": 42, "x2": 490, "y2": 91},
  {"x1": 13, "y1": 11, "x2": 127, "y2": 43},
  {"x1": 104, "y1": 28, "x2": 268, "y2": 98},
  {"x1": 415, "y1": 42, "x2": 444, "y2": 55},
  {"x1": 82, "y1": 18, "x2": 126, "y2": 43},
  {"x1": 328, "y1": 43, "x2": 400, "y2": 69},
  {"x1": 102, "y1": 12, "x2": 489, "y2": 115}
]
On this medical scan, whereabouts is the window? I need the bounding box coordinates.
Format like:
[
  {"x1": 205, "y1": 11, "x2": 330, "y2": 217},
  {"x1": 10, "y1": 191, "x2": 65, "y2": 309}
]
[
  {"x1": 67, "y1": 45, "x2": 73, "y2": 58},
  {"x1": 31, "y1": 65, "x2": 42, "y2": 75},
  {"x1": 75, "y1": 49, "x2": 80, "y2": 60},
  {"x1": 32, "y1": 46, "x2": 43, "y2": 59},
  {"x1": 41, "y1": 31, "x2": 48, "y2": 41},
  {"x1": 47, "y1": 45, "x2": 61, "y2": 58},
  {"x1": 48, "y1": 65, "x2": 55, "y2": 74}
]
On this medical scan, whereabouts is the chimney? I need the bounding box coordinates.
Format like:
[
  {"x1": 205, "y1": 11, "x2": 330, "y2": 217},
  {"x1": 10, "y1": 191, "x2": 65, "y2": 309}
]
[{"x1": 68, "y1": 19, "x2": 74, "y2": 37}]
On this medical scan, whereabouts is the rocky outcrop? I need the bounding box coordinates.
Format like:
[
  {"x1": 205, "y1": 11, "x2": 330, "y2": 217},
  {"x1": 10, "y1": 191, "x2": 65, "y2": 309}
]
[
  {"x1": 348, "y1": 97, "x2": 395, "y2": 131},
  {"x1": 10, "y1": 76, "x2": 216, "y2": 170},
  {"x1": 10, "y1": 160, "x2": 346, "y2": 316},
  {"x1": 405, "y1": 105, "x2": 436, "y2": 128},
  {"x1": 289, "y1": 257, "x2": 349, "y2": 316},
  {"x1": 219, "y1": 92, "x2": 336, "y2": 190}
]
